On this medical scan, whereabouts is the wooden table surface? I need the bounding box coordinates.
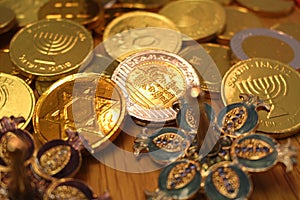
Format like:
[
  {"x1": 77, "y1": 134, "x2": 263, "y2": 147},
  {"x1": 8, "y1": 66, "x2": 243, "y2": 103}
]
[{"x1": 76, "y1": 3, "x2": 300, "y2": 200}]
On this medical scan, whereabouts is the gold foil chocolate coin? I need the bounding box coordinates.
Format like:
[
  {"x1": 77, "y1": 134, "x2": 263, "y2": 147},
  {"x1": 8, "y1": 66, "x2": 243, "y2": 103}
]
[
  {"x1": 118, "y1": 0, "x2": 170, "y2": 9},
  {"x1": 0, "y1": 6, "x2": 16, "y2": 34},
  {"x1": 111, "y1": 49, "x2": 200, "y2": 124},
  {"x1": 0, "y1": 0, "x2": 48, "y2": 26},
  {"x1": 272, "y1": 22, "x2": 300, "y2": 42},
  {"x1": 235, "y1": 0, "x2": 294, "y2": 17},
  {"x1": 103, "y1": 11, "x2": 179, "y2": 41},
  {"x1": 179, "y1": 44, "x2": 226, "y2": 94},
  {"x1": 33, "y1": 73, "x2": 126, "y2": 152},
  {"x1": 0, "y1": 73, "x2": 35, "y2": 129},
  {"x1": 221, "y1": 58, "x2": 300, "y2": 138},
  {"x1": 159, "y1": 0, "x2": 226, "y2": 41},
  {"x1": 104, "y1": 27, "x2": 182, "y2": 62},
  {"x1": 0, "y1": 49, "x2": 33, "y2": 85},
  {"x1": 230, "y1": 28, "x2": 300, "y2": 70},
  {"x1": 9, "y1": 19, "x2": 93, "y2": 81},
  {"x1": 216, "y1": 6, "x2": 263, "y2": 45},
  {"x1": 38, "y1": 0, "x2": 104, "y2": 29}
]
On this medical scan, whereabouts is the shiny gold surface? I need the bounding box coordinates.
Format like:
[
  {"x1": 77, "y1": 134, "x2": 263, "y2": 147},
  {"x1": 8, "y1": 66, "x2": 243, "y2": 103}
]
[
  {"x1": 159, "y1": 0, "x2": 226, "y2": 41},
  {"x1": 44, "y1": 178, "x2": 89, "y2": 200},
  {"x1": 9, "y1": 19, "x2": 93, "y2": 81},
  {"x1": 217, "y1": 6, "x2": 264, "y2": 45},
  {"x1": 0, "y1": 49, "x2": 33, "y2": 85},
  {"x1": 202, "y1": 43, "x2": 232, "y2": 93},
  {"x1": 272, "y1": 22, "x2": 300, "y2": 42},
  {"x1": 236, "y1": 0, "x2": 294, "y2": 17},
  {"x1": 118, "y1": 0, "x2": 170, "y2": 9},
  {"x1": 212, "y1": 0, "x2": 233, "y2": 5},
  {"x1": 0, "y1": 0, "x2": 49, "y2": 26},
  {"x1": 33, "y1": 73, "x2": 126, "y2": 152},
  {"x1": 104, "y1": 27, "x2": 182, "y2": 62},
  {"x1": 38, "y1": 0, "x2": 104, "y2": 28},
  {"x1": 103, "y1": 11, "x2": 178, "y2": 40},
  {"x1": 112, "y1": 49, "x2": 199, "y2": 123},
  {"x1": 221, "y1": 58, "x2": 300, "y2": 138},
  {"x1": 0, "y1": 73, "x2": 35, "y2": 129},
  {"x1": 241, "y1": 35, "x2": 295, "y2": 65},
  {"x1": 0, "y1": 6, "x2": 16, "y2": 34},
  {"x1": 35, "y1": 80, "x2": 55, "y2": 96}
]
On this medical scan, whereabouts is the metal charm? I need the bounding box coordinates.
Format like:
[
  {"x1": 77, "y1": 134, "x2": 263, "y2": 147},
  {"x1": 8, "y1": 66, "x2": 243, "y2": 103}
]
[
  {"x1": 217, "y1": 94, "x2": 270, "y2": 136},
  {"x1": 134, "y1": 127, "x2": 192, "y2": 165},
  {"x1": 204, "y1": 161, "x2": 252, "y2": 200},
  {"x1": 146, "y1": 159, "x2": 201, "y2": 200},
  {"x1": 231, "y1": 133, "x2": 297, "y2": 172}
]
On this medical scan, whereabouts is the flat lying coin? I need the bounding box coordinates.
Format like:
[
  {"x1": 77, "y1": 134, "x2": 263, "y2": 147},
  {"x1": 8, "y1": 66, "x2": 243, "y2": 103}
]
[
  {"x1": 271, "y1": 22, "x2": 300, "y2": 42},
  {"x1": 111, "y1": 49, "x2": 200, "y2": 124},
  {"x1": 159, "y1": 0, "x2": 226, "y2": 41},
  {"x1": 103, "y1": 11, "x2": 179, "y2": 41},
  {"x1": 236, "y1": 0, "x2": 294, "y2": 17},
  {"x1": 118, "y1": 0, "x2": 170, "y2": 9},
  {"x1": 0, "y1": 0, "x2": 48, "y2": 26},
  {"x1": 33, "y1": 73, "x2": 126, "y2": 152},
  {"x1": 38, "y1": 0, "x2": 104, "y2": 30},
  {"x1": 10, "y1": 19, "x2": 93, "y2": 81},
  {"x1": 217, "y1": 6, "x2": 263, "y2": 45},
  {"x1": 221, "y1": 58, "x2": 300, "y2": 138},
  {"x1": 0, "y1": 6, "x2": 16, "y2": 34},
  {"x1": 230, "y1": 28, "x2": 300, "y2": 70},
  {"x1": 104, "y1": 27, "x2": 182, "y2": 62},
  {"x1": 0, "y1": 49, "x2": 33, "y2": 85},
  {"x1": 178, "y1": 44, "x2": 226, "y2": 94},
  {"x1": 0, "y1": 73, "x2": 35, "y2": 129}
]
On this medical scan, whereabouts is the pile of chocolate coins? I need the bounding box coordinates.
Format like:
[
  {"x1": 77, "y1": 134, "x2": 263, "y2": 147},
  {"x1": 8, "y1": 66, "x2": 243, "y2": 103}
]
[{"x1": 0, "y1": 0, "x2": 300, "y2": 199}]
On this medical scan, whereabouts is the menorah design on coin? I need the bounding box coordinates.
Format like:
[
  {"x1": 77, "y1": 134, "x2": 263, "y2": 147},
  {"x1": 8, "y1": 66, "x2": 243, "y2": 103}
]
[
  {"x1": 33, "y1": 31, "x2": 78, "y2": 56},
  {"x1": 235, "y1": 74, "x2": 288, "y2": 119}
]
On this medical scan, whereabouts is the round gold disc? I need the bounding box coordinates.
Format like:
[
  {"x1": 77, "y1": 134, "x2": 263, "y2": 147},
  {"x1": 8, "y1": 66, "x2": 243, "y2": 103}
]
[
  {"x1": 9, "y1": 19, "x2": 93, "y2": 81},
  {"x1": 38, "y1": 0, "x2": 104, "y2": 28},
  {"x1": 33, "y1": 73, "x2": 126, "y2": 152},
  {"x1": 111, "y1": 49, "x2": 200, "y2": 123},
  {"x1": 235, "y1": 0, "x2": 294, "y2": 17},
  {"x1": 216, "y1": 6, "x2": 263, "y2": 45},
  {"x1": 158, "y1": 0, "x2": 226, "y2": 41},
  {"x1": 0, "y1": 73, "x2": 35, "y2": 129},
  {"x1": 118, "y1": 0, "x2": 170, "y2": 9},
  {"x1": 221, "y1": 58, "x2": 300, "y2": 138},
  {"x1": 103, "y1": 11, "x2": 179, "y2": 41}
]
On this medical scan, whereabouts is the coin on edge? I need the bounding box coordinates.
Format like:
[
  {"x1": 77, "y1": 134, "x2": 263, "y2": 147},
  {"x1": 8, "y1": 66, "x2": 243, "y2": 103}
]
[
  {"x1": 111, "y1": 49, "x2": 200, "y2": 124},
  {"x1": 0, "y1": 73, "x2": 35, "y2": 129},
  {"x1": 230, "y1": 28, "x2": 300, "y2": 70},
  {"x1": 9, "y1": 19, "x2": 93, "y2": 81},
  {"x1": 33, "y1": 73, "x2": 126, "y2": 152},
  {"x1": 216, "y1": 6, "x2": 263, "y2": 45},
  {"x1": 221, "y1": 58, "x2": 300, "y2": 138},
  {"x1": 159, "y1": 0, "x2": 226, "y2": 41}
]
